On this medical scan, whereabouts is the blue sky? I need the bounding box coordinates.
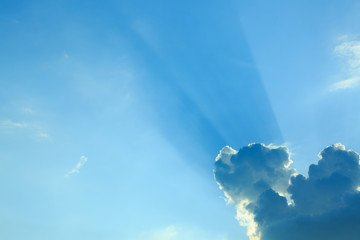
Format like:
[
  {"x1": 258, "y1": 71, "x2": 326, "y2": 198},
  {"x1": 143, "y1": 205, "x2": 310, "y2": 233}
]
[{"x1": 1, "y1": 1, "x2": 360, "y2": 239}]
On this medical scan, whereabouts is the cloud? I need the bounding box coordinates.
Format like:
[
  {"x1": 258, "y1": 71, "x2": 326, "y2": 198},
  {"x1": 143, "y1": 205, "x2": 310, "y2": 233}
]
[
  {"x1": 20, "y1": 107, "x2": 34, "y2": 114},
  {"x1": 214, "y1": 143, "x2": 360, "y2": 240},
  {"x1": 330, "y1": 35, "x2": 360, "y2": 91},
  {"x1": 0, "y1": 119, "x2": 49, "y2": 138},
  {"x1": 330, "y1": 77, "x2": 359, "y2": 91},
  {"x1": 131, "y1": 225, "x2": 228, "y2": 240},
  {"x1": 0, "y1": 120, "x2": 28, "y2": 128},
  {"x1": 38, "y1": 133, "x2": 49, "y2": 138},
  {"x1": 147, "y1": 226, "x2": 178, "y2": 240},
  {"x1": 65, "y1": 156, "x2": 88, "y2": 177}
]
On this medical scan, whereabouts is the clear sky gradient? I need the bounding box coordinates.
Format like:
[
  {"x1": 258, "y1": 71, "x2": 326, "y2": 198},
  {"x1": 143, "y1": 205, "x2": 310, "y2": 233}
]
[{"x1": 1, "y1": 1, "x2": 360, "y2": 240}]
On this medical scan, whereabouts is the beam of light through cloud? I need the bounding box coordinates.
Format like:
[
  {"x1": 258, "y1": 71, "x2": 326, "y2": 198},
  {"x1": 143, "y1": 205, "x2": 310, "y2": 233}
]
[
  {"x1": 214, "y1": 143, "x2": 360, "y2": 240},
  {"x1": 331, "y1": 35, "x2": 360, "y2": 91},
  {"x1": 65, "y1": 156, "x2": 88, "y2": 177}
]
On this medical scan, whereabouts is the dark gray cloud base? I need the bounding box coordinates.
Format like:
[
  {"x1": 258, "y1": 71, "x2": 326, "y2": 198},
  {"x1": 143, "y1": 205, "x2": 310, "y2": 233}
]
[{"x1": 214, "y1": 143, "x2": 360, "y2": 240}]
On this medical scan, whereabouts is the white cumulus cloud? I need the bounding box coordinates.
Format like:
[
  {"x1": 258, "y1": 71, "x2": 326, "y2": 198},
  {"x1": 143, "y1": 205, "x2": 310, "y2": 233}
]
[{"x1": 214, "y1": 143, "x2": 360, "y2": 240}]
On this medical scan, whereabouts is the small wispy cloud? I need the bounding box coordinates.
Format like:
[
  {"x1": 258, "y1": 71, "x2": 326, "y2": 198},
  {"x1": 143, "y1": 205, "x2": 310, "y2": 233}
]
[
  {"x1": 0, "y1": 119, "x2": 50, "y2": 139},
  {"x1": 38, "y1": 133, "x2": 49, "y2": 138},
  {"x1": 0, "y1": 120, "x2": 28, "y2": 128},
  {"x1": 330, "y1": 35, "x2": 360, "y2": 91},
  {"x1": 330, "y1": 77, "x2": 359, "y2": 91},
  {"x1": 65, "y1": 156, "x2": 88, "y2": 177},
  {"x1": 20, "y1": 107, "x2": 34, "y2": 114},
  {"x1": 131, "y1": 225, "x2": 227, "y2": 240},
  {"x1": 150, "y1": 226, "x2": 178, "y2": 240}
]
